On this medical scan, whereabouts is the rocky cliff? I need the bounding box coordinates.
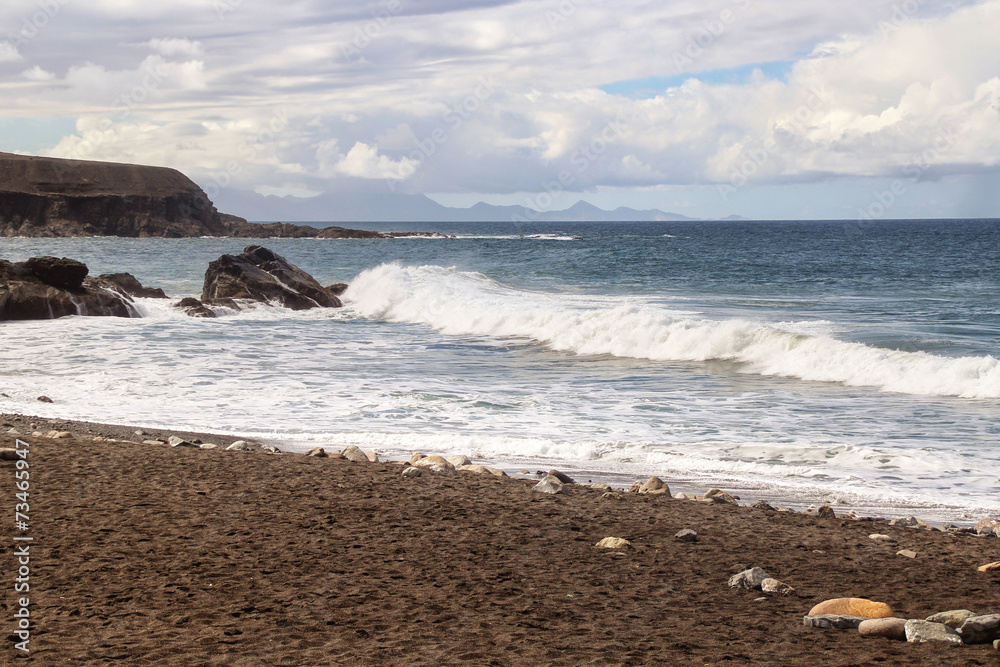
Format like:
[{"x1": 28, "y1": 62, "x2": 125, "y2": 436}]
[{"x1": 0, "y1": 152, "x2": 229, "y2": 238}]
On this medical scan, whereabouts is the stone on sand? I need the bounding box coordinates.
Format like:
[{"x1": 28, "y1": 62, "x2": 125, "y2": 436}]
[
  {"x1": 401, "y1": 466, "x2": 423, "y2": 478},
  {"x1": 896, "y1": 549, "x2": 917, "y2": 559},
  {"x1": 532, "y1": 475, "x2": 566, "y2": 495},
  {"x1": 904, "y1": 619, "x2": 962, "y2": 644},
  {"x1": 750, "y1": 500, "x2": 775, "y2": 511},
  {"x1": 305, "y1": 447, "x2": 328, "y2": 458},
  {"x1": 974, "y1": 518, "x2": 1000, "y2": 535},
  {"x1": 0, "y1": 448, "x2": 19, "y2": 461},
  {"x1": 702, "y1": 488, "x2": 738, "y2": 505},
  {"x1": 869, "y1": 534, "x2": 893, "y2": 542},
  {"x1": 590, "y1": 483, "x2": 612, "y2": 491},
  {"x1": 365, "y1": 451, "x2": 380, "y2": 463},
  {"x1": 446, "y1": 455, "x2": 470, "y2": 468},
  {"x1": 342, "y1": 445, "x2": 369, "y2": 463},
  {"x1": 546, "y1": 470, "x2": 575, "y2": 485},
  {"x1": 803, "y1": 615, "x2": 868, "y2": 630},
  {"x1": 761, "y1": 578, "x2": 795, "y2": 595},
  {"x1": 637, "y1": 476, "x2": 670, "y2": 495},
  {"x1": 808, "y1": 598, "x2": 893, "y2": 619},
  {"x1": 978, "y1": 561, "x2": 1000, "y2": 572},
  {"x1": 956, "y1": 614, "x2": 1000, "y2": 644},
  {"x1": 816, "y1": 505, "x2": 836, "y2": 518},
  {"x1": 858, "y1": 617, "x2": 907, "y2": 640},
  {"x1": 728, "y1": 567, "x2": 772, "y2": 590},
  {"x1": 414, "y1": 455, "x2": 455, "y2": 473},
  {"x1": 926, "y1": 610, "x2": 976, "y2": 628},
  {"x1": 226, "y1": 440, "x2": 255, "y2": 451},
  {"x1": 168, "y1": 436, "x2": 197, "y2": 448},
  {"x1": 408, "y1": 452, "x2": 426, "y2": 464},
  {"x1": 674, "y1": 529, "x2": 697, "y2": 543},
  {"x1": 458, "y1": 464, "x2": 490, "y2": 475},
  {"x1": 595, "y1": 537, "x2": 631, "y2": 549}
]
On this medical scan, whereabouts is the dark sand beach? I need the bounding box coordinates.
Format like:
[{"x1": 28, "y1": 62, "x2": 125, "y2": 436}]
[{"x1": 2, "y1": 414, "x2": 999, "y2": 665}]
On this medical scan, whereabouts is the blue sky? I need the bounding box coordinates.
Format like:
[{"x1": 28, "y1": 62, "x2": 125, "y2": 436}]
[{"x1": 1, "y1": 0, "x2": 999, "y2": 220}]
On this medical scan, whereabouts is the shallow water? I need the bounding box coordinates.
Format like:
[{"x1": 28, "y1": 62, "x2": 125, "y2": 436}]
[{"x1": 2, "y1": 219, "x2": 998, "y2": 522}]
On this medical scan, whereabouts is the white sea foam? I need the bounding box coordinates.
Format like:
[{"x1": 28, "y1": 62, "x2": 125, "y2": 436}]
[{"x1": 344, "y1": 263, "x2": 1000, "y2": 399}]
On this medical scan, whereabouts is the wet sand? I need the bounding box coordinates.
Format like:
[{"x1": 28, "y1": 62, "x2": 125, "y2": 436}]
[{"x1": 2, "y1": 414, "x2": 999, "y2": 665}]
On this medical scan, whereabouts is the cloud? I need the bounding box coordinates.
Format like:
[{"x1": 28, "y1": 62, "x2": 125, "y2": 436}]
[
  {"x1": 21, "y1": 65, "x2": 55, "y2": 81},
  {"x1": 4, "y1": 0, "x2": 997, "y2": 218},
  {"x1": 145, "y1": 38, "x2": 203, "y2": 58},
  {"x1": 333, "y1": 142, "x2": 418, "y2": 180},
  {"x1": 0, "y1": 41, "x2": 23, "y2": 62}
]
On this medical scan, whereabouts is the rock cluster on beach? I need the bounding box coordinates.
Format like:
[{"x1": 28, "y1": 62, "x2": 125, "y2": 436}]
[{"x1": 0, "y1": 245, "x2": 344, "y2": 320}]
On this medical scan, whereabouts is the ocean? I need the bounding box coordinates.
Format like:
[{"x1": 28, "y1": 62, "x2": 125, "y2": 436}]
[{"x1": 2, "y1": 219, "x2": 998, "y2": 522}]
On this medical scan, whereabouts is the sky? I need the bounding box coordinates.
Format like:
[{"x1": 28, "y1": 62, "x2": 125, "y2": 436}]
[{"x1": 1, "y1": 0, "x2": 999, "y2": 220}]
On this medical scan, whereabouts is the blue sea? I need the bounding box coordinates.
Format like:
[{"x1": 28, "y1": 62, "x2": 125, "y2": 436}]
[{"x1": 3, "y1": 219, "x2": 998, "y2": 522}]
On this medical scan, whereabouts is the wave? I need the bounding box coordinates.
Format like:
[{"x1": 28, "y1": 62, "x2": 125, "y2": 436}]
[{"x1": 344, "y1": 263, "x2": 1000, "y2": 399}]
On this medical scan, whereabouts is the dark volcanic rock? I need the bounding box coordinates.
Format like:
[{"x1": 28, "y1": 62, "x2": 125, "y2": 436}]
[
  {"x1": 202, "y1": 245, "x2": 342, "y2": 311},
  {"x1": 87, "y1": 273, "x2": 168, "y2": 299},
  {"x1": 0, "y1": 152, "x2": 229, "y2": 238},
  {"x1": 0, "y1": 257, "x2": 138, "y2": 320},
  {"x1": 24, "y1": 256, "x2": 89, "y2": 289},
  {"x1": 174, "y1": 297, "x2": 217, "y2": 318}
]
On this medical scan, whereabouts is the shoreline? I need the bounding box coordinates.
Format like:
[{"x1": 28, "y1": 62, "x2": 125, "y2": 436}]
[
  {"x1": 2, "y1": 410, "x2": 989, "y2": 528},
  {"x1": 2, "y1": 414, "x2": 999, "y2": 663}
]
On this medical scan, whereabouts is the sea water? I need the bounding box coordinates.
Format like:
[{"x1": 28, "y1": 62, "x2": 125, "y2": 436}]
[{"x1": 2, "y1": 219, "x2": 998, "y2": 522}]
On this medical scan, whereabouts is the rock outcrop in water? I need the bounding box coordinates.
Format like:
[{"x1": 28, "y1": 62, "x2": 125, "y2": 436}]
[
  {"x1": 201, "y1": 245, "x2": 342, "y2": 311},
  {"x1": 0, "y1": 256, "x2": 145, "y2": 320},
  {"x1": 0, "y1": 152, "x2": 230, "y2": 238}
]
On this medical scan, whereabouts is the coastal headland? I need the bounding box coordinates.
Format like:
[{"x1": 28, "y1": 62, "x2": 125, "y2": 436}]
[{"x1": 2, "y1": 413, "x2": 999, "y2": 664}]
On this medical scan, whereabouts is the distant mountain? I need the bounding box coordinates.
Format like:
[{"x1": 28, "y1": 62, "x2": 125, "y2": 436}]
[{"x1": 210, "y1": 188, "x2": 695, "y2": 223}]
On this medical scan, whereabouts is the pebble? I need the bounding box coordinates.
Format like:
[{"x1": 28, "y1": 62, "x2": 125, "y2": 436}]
[
  {"x1": 401, "y1": 466, "x2": 423, "y2": 478},
  {"x1": 590, "y1": 483, "x2": 612, "y2": 491},
  {"x1": 702, "y1": 488, "x2": 738, "y2": 505},
  {"x1": 896, "y1": 549, "x2": 917, "y2": 559},
  {"x1": 414, "y1": 455, "x2": 455, "y2": 473},
  {"x1": 637, "y1": 476, "x2": 670, "y2": 495},
  {"x1": 904, "y1": 619, "x2": 962, "y2": 644},
  {"x1": 547, "y1": 470, "x2": 575, "y2": 484},
  {"x1": 305, "y1": 447, "x2": 328, "y2": 457},
  {"x1": 601, "y1": 492, "x2": 624, "y2": 500},
  {"x1": 803, "y1": 615, "x2": 868, "y2": 630},
  {"x1": 532, "y1": 475, "x2": 566, "y2": 495},
  {"x1": 926, "y1": 610, "x2": 976, "y2": 628},
  {"x1": 198, "y1": 443, "x2": 218, "y2": 450},
  {"x1": 447, "y1": 455, "x2": 471, "y2": 468},
  {"x1": 167, "y1": 436, "x2": 197, "y2": 448},
  {"x1": 761, "y1": 578, "x2": 795, "y2": 595},
  {"x1": 728, "y1": 567, "x2": 772, "y2": 590},
  {"x1": 674, "y1": 529, "x2": 697, "y2": 543},
  {"x1": 595, "y1": 537, "x2": 631, "y2": 549},
  {"x1": 816, "y1": 505, "x2": 836, "y2": 519},
  {"x1": 808, "y1": 598, "x2": 893, "y2": 619},
  {"x1": 342, "y1": 445, "x2": 369, "y2": 463},
  {"x1": 858, "y1": 617, "x2": 907, "y2": 640},
  {"x1": 143, "y1": 439, "x2": 165, "y2": 445},
  {"x1": 956, "y1": 614, "x2": 1000, "y2": 644},
  {"x1": 974, "y1": 518, "x2": 1000, "y2": 535},
  {"x1": 226, "y1": 441, "x2": 254, "y2": 451},
  {"x1": 749, "y1": 500, "x2": 775, "y2": 511},
  {"x1": 994, "y1": 639, "x2": 1000, "y2": 650},
  {"x1": 869, "y1": 534, "x2": 893, "y2": 541}
]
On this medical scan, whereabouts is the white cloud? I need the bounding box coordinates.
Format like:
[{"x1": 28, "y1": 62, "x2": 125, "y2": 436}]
[
  {"x1": 21, "y1": 65, "x2": 55, "y2": 81},
  {"x1": 333, "y1": 142, "x2": 418, "y2": 180},
  {"x1": 0, "y1": 41, "x2": 23, "y2": 62},
  {"x1": 145, "y1": 38, "x2": 203, "y2": 58}
]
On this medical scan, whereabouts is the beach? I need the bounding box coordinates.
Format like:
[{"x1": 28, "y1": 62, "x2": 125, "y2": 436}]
[{"x1": 3, "y1": 414, "x2": 999, "y2": 665}]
